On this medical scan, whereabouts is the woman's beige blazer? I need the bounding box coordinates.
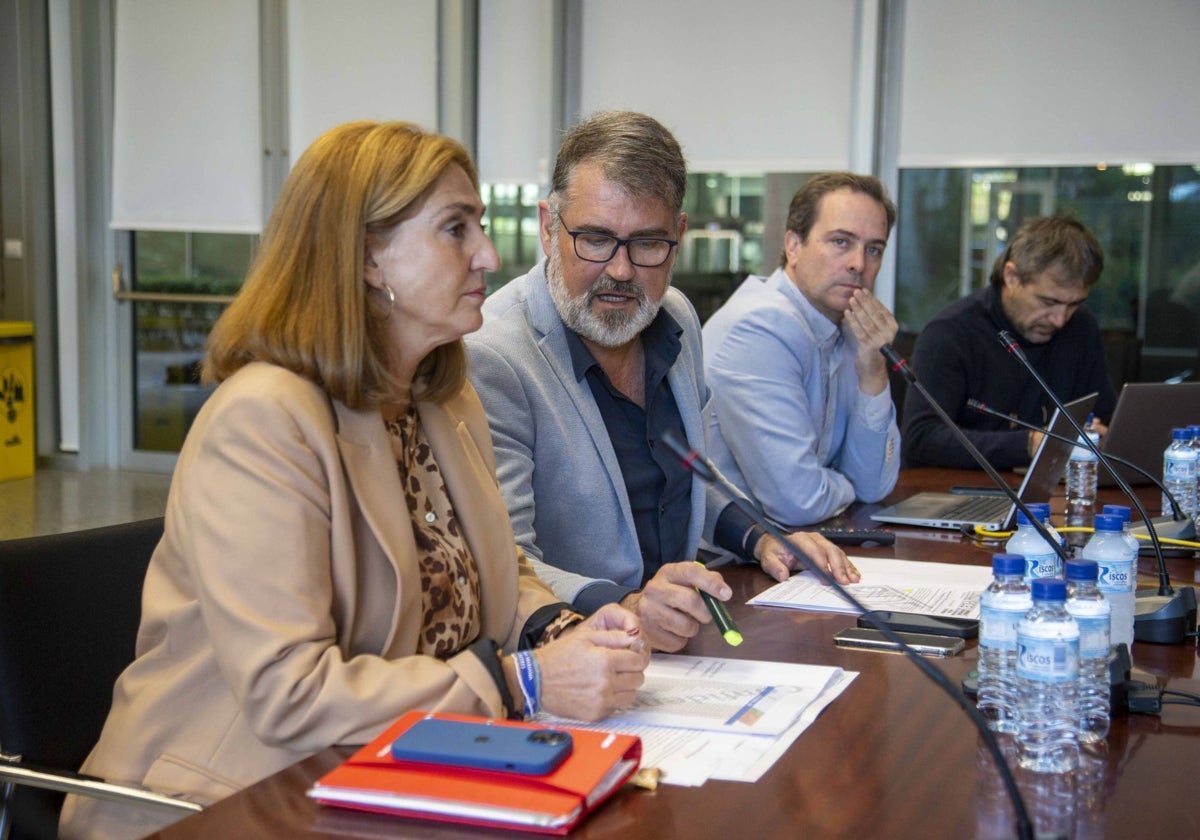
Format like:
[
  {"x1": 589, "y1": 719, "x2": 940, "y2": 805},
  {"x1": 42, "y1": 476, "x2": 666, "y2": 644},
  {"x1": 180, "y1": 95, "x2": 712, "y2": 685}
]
[{"x1": 60, "y1": 362, "x2": 562, "y2": 839}]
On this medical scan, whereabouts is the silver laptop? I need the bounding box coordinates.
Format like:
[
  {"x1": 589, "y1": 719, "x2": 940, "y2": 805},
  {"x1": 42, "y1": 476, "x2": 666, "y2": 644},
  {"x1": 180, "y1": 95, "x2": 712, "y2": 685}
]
[
  {"x1": 871, "y1": 393, "x2": 1097, "y2": 530},
  {"x1": 1098, "y1": 382, "x2": 1200, "y2": 486}
]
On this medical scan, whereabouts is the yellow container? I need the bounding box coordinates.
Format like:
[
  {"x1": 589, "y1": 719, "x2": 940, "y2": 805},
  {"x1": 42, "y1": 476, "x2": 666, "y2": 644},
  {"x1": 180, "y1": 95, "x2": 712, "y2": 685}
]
[{"x1": 0, "y1": 322, "x2": 35, "y2": 480}]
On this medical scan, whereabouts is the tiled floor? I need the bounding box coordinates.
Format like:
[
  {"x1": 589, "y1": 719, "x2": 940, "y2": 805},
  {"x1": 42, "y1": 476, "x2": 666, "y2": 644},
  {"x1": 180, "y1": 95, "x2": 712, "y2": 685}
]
[{"x1": 0, "y1": 467, "x2": 173, "y2": 541}]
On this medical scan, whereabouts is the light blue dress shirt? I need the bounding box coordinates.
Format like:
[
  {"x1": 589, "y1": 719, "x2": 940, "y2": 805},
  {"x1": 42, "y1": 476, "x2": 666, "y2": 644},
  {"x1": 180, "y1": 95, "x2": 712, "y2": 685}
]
[{"x1": 702, "y1": 269, "x2": 900, "y2": 526}]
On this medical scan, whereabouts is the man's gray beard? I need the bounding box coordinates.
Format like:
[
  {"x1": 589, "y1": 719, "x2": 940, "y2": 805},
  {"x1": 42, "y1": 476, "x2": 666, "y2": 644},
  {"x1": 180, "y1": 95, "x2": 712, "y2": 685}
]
[{"x1": 545, "y1": 249, "x2": 666, "y2": 348}]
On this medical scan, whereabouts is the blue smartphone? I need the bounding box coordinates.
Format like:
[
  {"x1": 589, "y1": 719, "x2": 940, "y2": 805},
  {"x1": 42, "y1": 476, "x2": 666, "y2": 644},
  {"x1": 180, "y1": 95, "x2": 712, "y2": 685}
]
[{"x1": 390, "y1": 718, "x2": 573, "y2": 775}]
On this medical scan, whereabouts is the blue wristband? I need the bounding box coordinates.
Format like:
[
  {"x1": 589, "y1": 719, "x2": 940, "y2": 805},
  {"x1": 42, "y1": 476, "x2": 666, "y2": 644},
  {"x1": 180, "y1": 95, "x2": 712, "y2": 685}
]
[{"x1": 514, "y1": 650, "x2": 542, "y2": 718}]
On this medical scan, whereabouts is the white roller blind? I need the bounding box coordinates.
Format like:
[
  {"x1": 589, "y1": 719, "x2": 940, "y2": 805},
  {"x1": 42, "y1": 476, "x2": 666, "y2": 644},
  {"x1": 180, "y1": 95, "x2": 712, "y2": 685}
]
[
  {"x1": 579, "y1": 0, "x2": 857, "y2": 172},
  {"x1": 286, "y1": 0, "x2": 439, "y2": 162},
  {"x1": 110, "y1": 0, "x2": 262, "y2": 232},
  {"x1": 899, "y1": 0, "x2": 1200, "y2": 167},
  {"x1": 476, "y1": 0, "x2": 555, "y2": 184}
]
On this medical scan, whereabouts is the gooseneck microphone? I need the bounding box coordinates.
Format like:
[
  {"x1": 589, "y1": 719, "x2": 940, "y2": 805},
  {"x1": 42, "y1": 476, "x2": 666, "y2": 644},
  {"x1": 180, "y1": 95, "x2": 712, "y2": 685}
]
[
  {"x1": 996, "y1": 330, "x2": 1197, "y2": 645},
  {"x1": 881, "y1": 346, "x2": 1070, "y2": 566},
  {"x1": 658, "y1": 429, "x2": 1034, "y2": 840},
  {"x1": 966, "y1": 398, "x2": 1194, "y2": 535}
]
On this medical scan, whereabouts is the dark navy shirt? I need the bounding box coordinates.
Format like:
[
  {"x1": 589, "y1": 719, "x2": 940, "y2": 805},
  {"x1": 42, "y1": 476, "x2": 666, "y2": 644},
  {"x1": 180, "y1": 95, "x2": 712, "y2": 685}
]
[{"x1": 564, "y1": 310, "x2": 756, "y2": 613}]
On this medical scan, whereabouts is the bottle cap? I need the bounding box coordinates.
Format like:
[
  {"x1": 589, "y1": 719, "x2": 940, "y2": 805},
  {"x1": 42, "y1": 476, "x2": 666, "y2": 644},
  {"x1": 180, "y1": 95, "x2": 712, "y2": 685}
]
[
  {"x1": 1029, "y1": 502, "x2": 1052, "y2": 521},
  {"x1": 992, "y1": 553, "x2": 1026, "y2": 576},
  {"x1": 1093, "y1": 513, "x2": 1122, "y2": 532},
  {"x1": 1016, "y1": 509, "x2": 1032, "y2": 526},
  {"x1": 1065, "y1": 559, "x2": 1099, "y2": 581},
  {"x1": 1101, "y1": 504, "x2": 1131, "y2": 522},
  {"x1": 1031, "y1": 577, "x2": 1067, "y2": 601},
  {"x1": 1172, "y1": 428, "x2": 1189, "y2": 442}
]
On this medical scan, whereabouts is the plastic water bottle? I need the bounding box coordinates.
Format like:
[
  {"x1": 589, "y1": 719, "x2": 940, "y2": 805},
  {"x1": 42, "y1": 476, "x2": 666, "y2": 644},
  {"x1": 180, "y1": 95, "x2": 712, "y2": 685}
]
[
  {"x1": 1101, "y1": 503, "x2": 1140, "y2": 560},
  {"x1": 1162, "y1": 428, "x2": 1198, "y2": 518},
  {"x1": 1029, "y1": 502, "x2": 1064, "y2": 549},
  {"x1": 1016, "y1": 577, "x2": 1080, "y2": 773},
  {"x1": 977, "y1": 553, "x2": 1033, "y2": 732},
  {"x1": 1065, "y1": 560, "x2": 1110, "y2": 743},
  {"x1": 1190, "y1": 424, "x2": 1200, "y2": 515},
  {"x1": 1083, "y1": 513, "x2": 1135, "y2": 650},
  {"x1": 1007, "y1": 508, "x2": 1059, "y2": 581},
  {"x1": 1065, "y1": 430, "x2": 1100, "y2": 526}
]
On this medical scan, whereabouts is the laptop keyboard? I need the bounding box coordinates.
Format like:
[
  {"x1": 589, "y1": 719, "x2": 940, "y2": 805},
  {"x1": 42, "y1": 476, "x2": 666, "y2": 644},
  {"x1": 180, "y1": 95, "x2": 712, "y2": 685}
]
[{"x1": 938, "y1": 495, "x2": 1011, "y2": 523}]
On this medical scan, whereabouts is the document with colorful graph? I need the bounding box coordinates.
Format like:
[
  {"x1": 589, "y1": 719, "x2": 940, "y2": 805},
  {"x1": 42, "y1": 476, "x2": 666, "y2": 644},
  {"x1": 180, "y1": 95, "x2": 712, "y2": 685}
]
[
  {"x1": 550, "y1": 655, "x2": 845, "y2": 737},
  {"x1": 538, "y1": 655, "x2": 852, "y2": 785}
]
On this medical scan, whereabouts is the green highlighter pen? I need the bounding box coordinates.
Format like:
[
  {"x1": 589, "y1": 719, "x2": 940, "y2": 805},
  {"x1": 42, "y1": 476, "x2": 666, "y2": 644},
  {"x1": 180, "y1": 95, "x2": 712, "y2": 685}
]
[{"x1": 694, "y1": 561, "x2": 743, "y2": 646}]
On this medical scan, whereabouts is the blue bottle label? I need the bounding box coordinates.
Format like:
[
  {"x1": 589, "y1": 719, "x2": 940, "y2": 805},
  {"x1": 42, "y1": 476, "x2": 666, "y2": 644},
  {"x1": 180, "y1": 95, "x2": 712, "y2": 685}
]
[
  {"x1": 1165, "y1": 454, "x2": 1197, "y2": 481},
  {"x1": 1073, "y1": 615, "x2": 1110, "y2": 659},
  {"x1": 1025, "y1": 552, "x2": 1058, "y2": 580},
  {"x1": 1017, "y1": 636, "x2": 1079, "y2": 684},
  {"x1": 1096, "y1": 558, "x2": 1135, "y2": 595},
  {"x1": 980, "y1": 604, "x2": 1025, "y2": 649}
]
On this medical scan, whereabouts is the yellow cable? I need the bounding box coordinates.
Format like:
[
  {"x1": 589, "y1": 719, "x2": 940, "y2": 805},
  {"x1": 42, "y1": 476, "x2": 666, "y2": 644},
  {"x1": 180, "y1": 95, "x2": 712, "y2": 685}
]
[{"x1": 970, "y1": 523, "x2": 1200, "y2": 549}]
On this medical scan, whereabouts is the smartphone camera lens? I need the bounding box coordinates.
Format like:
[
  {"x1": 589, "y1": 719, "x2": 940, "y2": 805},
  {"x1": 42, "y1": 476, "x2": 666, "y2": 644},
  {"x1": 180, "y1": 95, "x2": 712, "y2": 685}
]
[{"x1": 528, "y1": 729, "x2": 569, "y2": 746}]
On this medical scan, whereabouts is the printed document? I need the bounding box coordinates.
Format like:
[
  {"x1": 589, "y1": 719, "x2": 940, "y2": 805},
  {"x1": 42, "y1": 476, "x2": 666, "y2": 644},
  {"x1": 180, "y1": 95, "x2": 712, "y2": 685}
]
[
  {"x1": 748, "y1": 555, "x2": 994, "y2": 618},
  {"x1": 540, "y1": 654, "x2": 855, "y2": 786}
]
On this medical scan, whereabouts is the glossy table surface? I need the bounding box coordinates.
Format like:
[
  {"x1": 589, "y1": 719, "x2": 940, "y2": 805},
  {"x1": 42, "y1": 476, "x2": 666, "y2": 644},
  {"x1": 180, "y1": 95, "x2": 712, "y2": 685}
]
[{"x1": 147, "y1": 469, "x2": 1200, "y2": 839}]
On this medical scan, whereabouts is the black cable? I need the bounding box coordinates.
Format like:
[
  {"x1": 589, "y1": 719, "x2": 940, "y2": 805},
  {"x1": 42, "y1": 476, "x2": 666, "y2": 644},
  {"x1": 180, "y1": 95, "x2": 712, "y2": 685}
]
[
  {"x1": 1161, "y1": 698, "x2": 1200, "y2": 709},
  {"x1": 659, "y1": 428, "x2": 1034, "y2": 840}
]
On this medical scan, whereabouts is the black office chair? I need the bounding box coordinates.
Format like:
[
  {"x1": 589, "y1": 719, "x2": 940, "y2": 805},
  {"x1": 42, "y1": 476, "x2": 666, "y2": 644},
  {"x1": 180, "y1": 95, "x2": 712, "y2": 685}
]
[{"x1": 0, "y1": 517, "x2": 200, "y2": 840}]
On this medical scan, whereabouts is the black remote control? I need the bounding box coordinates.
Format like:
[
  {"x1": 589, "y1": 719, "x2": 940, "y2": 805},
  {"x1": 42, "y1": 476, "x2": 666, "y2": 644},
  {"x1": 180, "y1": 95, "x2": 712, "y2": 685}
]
[{"x1": 815, "y1": 528, "x2": 895, "y2": 546}]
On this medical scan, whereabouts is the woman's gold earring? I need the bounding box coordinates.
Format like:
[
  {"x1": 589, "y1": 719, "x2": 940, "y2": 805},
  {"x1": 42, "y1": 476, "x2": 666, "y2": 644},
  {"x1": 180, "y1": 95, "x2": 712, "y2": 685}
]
[{"x1": 373, "y1": 284, "x2": 395, "y2": 320}]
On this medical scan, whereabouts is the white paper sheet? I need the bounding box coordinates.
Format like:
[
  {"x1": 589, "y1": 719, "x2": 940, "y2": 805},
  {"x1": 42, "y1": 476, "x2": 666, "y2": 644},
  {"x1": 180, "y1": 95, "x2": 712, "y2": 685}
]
[
  {"x1": 540, "y1": 655, "x2": 855, "y2": 786},
  {"x1": 748, "y1": 555, "x2": 994, "y2": 619}
]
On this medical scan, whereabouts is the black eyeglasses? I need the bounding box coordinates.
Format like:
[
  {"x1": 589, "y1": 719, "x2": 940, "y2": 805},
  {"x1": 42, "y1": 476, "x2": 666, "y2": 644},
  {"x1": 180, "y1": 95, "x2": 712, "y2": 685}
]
[{"x1": 558, "y1": 219, "x2": 678, "y2": 268}]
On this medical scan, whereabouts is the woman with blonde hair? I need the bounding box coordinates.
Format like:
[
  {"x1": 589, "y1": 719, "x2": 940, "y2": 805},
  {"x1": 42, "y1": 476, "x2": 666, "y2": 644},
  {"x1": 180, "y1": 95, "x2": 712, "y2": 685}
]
[{"x1": 61, "y1": 121, "x2": 648, "y2": 839}]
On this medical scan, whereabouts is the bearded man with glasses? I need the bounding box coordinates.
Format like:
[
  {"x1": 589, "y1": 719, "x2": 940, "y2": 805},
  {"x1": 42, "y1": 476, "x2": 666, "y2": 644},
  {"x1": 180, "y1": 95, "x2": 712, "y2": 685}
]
[{"x1": 467, "y1": 111, "x2": 855, "y2": 653}]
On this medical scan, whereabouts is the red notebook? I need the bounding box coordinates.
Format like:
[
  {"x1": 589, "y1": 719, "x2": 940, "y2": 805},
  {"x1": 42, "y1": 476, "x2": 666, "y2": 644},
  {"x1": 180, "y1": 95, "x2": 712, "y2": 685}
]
[{"x1": 308, "y1": 711, "x2": 642, "y2": 834}]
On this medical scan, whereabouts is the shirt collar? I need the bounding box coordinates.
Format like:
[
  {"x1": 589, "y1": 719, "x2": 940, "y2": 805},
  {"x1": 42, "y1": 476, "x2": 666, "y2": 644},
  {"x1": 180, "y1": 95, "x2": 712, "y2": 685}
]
[
  {"x1": 564, "y1": 307, "x2": 684, "y2": 382},
  {"x1": 772, "y1": 268, "x2": 843, "y2": 347},
  {"x1": 984, "y1": 283, "x2": 1030, "y2": 345}
]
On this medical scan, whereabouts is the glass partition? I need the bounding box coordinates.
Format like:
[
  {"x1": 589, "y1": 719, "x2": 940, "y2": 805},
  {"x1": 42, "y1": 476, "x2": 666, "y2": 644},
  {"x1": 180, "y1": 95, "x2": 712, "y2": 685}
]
[
  {"x1": 130, "y1": 231, "x2": 253, "y2": 452},
  {"x1": 896, "y1": 163, "x2": 1200, "y2": 384}
]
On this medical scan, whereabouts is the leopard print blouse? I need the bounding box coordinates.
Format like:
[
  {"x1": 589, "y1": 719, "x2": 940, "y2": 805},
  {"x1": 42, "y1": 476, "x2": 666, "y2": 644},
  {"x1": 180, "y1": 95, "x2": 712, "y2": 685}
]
[
  {"x1": 387, "y1": 407, "x2": 482, "y2": 658},
  {"x1": 387, "y1": 406, "x2": 581, "y2": 660}
]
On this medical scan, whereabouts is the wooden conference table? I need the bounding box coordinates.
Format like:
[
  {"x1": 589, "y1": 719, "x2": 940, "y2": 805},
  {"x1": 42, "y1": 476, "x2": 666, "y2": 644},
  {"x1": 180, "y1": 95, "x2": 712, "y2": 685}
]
[{"x1": 147, "y1": 469, "x2": 1200, "y2": 839}]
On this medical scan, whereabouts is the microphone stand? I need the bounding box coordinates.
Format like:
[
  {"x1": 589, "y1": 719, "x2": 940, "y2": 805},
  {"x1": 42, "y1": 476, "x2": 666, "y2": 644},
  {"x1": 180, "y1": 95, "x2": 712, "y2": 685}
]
[
  {"x1": 658, "y1": 429, "x2": 1034, "y2": 840},
  {"x1": 882, "y1": 347, "x2": 1070, "y2": 568},
  {"x1": 996, "y1": 330, "x2": 1197, "y2": 645},
  {"x1": 966, "y1": 399, "x2": 1195, "y2": 540}
]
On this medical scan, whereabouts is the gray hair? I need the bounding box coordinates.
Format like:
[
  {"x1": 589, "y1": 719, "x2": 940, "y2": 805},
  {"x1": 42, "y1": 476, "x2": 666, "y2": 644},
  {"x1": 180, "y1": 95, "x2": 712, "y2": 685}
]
[{"x1": 548, "y1": 111, "x2": 687, "y2": 218}]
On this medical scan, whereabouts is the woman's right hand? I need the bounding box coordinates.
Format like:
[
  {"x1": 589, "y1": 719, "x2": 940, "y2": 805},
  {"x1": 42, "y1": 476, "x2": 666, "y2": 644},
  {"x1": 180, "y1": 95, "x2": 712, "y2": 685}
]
[{"x1": 532, "y1": 603, "x2": 650, "y2": 722}]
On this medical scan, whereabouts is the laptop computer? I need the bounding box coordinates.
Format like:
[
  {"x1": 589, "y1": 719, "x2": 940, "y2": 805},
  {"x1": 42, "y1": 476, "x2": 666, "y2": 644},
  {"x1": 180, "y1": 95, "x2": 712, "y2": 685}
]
[
  {"x1": 870, "y1": 393, "x2": 1097, "y2": 530},
  {"x1": 1098, "y1": 381, "x2": 1200, "y2": 486}
]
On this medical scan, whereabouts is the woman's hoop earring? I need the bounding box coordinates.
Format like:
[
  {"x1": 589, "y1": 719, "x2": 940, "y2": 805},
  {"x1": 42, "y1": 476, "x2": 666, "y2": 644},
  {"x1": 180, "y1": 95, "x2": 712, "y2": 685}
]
[{"x1": 373, "y1": 284, "x2": 395, "y2": 320}]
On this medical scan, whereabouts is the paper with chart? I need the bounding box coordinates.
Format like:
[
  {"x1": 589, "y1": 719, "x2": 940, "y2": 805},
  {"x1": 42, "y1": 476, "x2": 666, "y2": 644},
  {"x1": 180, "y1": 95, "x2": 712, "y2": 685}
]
[
  {"x1": 747, "y1": 555, "x2": 994, "y2": 618},
  {"x1": 539, "y1": 654, "x2": 854, "y2": 786}
]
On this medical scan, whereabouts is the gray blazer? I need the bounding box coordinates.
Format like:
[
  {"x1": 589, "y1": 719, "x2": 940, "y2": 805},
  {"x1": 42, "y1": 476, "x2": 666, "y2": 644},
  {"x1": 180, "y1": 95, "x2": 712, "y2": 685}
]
[{"x1": 465, "y1": 260, "x2": 726, "y2": 605}]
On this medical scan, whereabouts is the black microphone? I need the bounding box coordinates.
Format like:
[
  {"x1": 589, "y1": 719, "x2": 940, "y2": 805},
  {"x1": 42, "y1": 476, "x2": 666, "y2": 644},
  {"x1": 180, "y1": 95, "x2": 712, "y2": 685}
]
[
  {"x1": 996, "y1": 330, "x2": 1197, "y2": 645},
  {"x1": 657, "y1": 429, "x2": 1033, "y2": 840},
  {"x1": 882, "y1": 345, "x2": 1070, "y2": 566},
  {"x1": 966, "y1": 398, "x2": 1195, "y2": 538}
]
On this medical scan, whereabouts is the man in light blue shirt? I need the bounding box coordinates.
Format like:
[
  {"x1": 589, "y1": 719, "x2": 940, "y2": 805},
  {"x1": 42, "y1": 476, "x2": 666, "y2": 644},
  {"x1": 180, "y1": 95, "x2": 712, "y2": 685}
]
[{"x1": 702, "y1": 173, "x2": 901, "y2": 526}]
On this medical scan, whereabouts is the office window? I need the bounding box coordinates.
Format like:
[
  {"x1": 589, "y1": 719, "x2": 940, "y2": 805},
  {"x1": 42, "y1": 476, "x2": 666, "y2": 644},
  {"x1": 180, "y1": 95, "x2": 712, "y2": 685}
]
[
  {"x1": 895, "y1": 164, "x2": 1200, "y2": 382},
  {"x1": 131, "y1": 231, "x2": 254, "y2": 452},
  {"x1": 480, "y1": 183, "x2": 543, "y2": 294}
]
